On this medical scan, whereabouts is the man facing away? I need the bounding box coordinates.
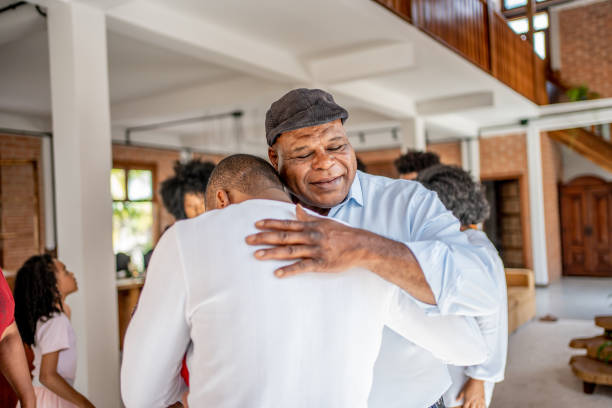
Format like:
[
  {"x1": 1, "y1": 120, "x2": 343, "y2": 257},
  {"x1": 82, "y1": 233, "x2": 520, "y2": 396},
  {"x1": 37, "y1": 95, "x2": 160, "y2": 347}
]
[{"x1": 121, "y1": 154, "x2": 489, "y2": 408}]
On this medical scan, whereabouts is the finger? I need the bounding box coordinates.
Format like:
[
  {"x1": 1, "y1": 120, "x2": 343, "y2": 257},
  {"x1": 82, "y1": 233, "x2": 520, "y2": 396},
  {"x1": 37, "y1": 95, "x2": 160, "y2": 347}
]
[
  {"x1": 295, "y1": 204, "x2": 319, "y2": 221},
  {"x1": 254, "y1": 245, "x2": 318, "y2": 261},
  {"x1": 274, "y1": 259, "x2": 322, "y2": 278},
  {"x1": 254, "y1": 218, "x2": 308, "y2": 231},
  {"x1": 456, "y1": 392, "x2": 464, "y2": 402},
  {"x1": 246, "y1": 230, "x2": 318, "y2": 246}
]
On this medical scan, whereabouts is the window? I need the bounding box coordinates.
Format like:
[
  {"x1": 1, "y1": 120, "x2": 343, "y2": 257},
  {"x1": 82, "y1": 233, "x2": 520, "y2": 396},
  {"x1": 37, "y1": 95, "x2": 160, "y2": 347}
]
[
  {"x1": 507, "y1": 12, "x2": 549, "y2": 59},
  {"x1": 503, "y1": 0, "x2": 547, "y2": 10},
  {"x1": 111, "y1": 164, "x2": 156, "y2": 275}
]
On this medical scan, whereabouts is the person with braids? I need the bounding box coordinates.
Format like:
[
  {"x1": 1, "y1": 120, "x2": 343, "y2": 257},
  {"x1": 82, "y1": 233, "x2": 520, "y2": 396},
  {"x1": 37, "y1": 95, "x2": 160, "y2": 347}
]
[
  {"x1": 394, "y1": 150, "x2": 440, "y2": 180},
  {"x1": 1, "y1": 268, "x2": 36, "y2": 408},
  {"x1": 417, "y1": 165, "x2": 508, "y2": 408},
  {"x1": 14, "y1": 255, "x2": 95, "y2": 408},
  {"x1": 160, "y1": 159, "x2": 216, "y2": 221}
]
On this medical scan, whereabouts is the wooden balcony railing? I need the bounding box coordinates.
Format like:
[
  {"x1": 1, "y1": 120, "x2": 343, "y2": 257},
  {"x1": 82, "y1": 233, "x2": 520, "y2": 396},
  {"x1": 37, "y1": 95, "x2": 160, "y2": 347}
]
[{"x1": 374, "y1": 0, "x2": 548, "y2": 105}]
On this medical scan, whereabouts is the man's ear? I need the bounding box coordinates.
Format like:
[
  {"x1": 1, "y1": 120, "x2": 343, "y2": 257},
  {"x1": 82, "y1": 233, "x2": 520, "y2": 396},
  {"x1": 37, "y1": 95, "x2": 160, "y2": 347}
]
[
  {"x1": 215, "y1": 190, "x2": 231, "y2": 209},
  {"x1": 268, "y1": 147, "x2": 279, "y2": 171}
]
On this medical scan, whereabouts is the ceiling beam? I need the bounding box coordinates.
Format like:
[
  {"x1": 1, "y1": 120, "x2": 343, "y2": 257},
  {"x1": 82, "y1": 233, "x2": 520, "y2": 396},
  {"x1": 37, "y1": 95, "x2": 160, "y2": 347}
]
[
  {"x1": 111, "y1": 76, "x2": 292, "y2": 125},
  {"x1": 106, "y1": 0, "x2": 310, "y2": 83},
  {"x1": 416, "y1": 91, "x2": 494, "y2": 115},
  {"x1": 308, "y1": 43, "x2": 415, "y2": 83},
  {"x1": 330, "y1": 80, "x2": 416, "y2": 119}
]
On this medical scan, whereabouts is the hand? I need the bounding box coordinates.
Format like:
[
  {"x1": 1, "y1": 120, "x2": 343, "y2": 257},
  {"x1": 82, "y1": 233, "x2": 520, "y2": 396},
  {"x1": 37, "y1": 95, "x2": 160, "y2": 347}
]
[
  {"x1": 245, "y1": 204, "x2": 367, "y2": 278},
  {"x1": 457, "y1": 378, "x2": 486, "y2": 408}
]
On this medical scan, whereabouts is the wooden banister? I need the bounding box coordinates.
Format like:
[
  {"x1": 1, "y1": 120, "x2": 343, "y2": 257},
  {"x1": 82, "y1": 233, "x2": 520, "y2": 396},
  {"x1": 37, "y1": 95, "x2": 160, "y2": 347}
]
[
  {"x1": 548, "y1": 128, "x2": 612, "y2": 173},
  {"x1": 373, "y1": 0, "x2": 548, "y2": 105}
]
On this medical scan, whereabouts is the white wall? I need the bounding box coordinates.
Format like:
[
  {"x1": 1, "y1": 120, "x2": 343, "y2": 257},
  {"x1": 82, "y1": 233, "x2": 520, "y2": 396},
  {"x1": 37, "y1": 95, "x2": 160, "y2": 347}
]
[
  {"x1": 561, "y1": 145, "x2": 612, "y2": 182},
  {"x1": 0, "y1": 110, "x2": 51, "y2": 132}
]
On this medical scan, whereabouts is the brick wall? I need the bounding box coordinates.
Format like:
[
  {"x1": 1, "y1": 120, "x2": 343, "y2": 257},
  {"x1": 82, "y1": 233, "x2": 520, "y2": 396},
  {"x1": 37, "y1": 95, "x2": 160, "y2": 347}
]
[
  {"x1": 558, "y1": 1, "x2": 612, "y2": 97},
  {"x1": 427, "y1": 142, "x2": 462, "y2": 167},
  {"x1": 111, "y1": 144, "x2": 224, "y2": 239},
  {"x1": 0, "y1": 134, "x2": 45, "y2": 272},
  {"x1": 480, "y1": 133, "x2": 533, "y2": 269},
  {"x1": 540, "y1": 133, "x2": 563, "y2": 282}
]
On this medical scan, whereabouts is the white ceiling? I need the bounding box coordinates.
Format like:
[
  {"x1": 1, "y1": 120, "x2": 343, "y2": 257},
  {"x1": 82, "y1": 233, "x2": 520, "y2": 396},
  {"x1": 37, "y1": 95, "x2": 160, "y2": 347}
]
[{"x1": 0, "y1": 0, "x2": 543, "y2": 149}]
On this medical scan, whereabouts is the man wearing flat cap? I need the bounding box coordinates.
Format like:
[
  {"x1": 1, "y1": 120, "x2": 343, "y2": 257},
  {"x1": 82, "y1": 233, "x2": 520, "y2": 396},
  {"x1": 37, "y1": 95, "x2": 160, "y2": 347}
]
[{"x1": 246, "y1": 89, "x2": 500, "y2": 408}]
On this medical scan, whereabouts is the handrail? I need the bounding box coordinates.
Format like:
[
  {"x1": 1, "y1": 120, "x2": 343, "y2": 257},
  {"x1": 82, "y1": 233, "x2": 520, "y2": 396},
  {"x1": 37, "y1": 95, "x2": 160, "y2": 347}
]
[{"x1": 374, "y1": 0, "x2": 548, "y2": 105}]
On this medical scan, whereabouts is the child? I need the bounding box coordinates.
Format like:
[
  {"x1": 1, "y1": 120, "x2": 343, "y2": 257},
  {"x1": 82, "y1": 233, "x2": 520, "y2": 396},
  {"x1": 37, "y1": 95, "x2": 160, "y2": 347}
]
[{"x1": 14, "y1": 254, "x2": 95, "y2": 408}]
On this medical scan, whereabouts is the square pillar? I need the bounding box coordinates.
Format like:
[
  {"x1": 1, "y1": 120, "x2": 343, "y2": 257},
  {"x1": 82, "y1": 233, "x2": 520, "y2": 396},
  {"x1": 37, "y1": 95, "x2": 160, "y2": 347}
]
[
  {"x1": 47, "y1": 1, "x2": 120, "y2": 405},
  {"x1": 526, "y1": 124, "x2": 549, "y2": 285},
  {"x1": 400, "y1": 117, "x2": 426, "y2": 152}
]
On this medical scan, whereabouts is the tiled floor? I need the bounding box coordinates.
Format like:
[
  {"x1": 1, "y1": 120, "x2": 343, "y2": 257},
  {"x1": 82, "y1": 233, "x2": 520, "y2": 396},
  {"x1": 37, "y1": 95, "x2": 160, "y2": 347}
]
[{"x1": 536, "y1": 276, "x2": 612, "y2": 320}]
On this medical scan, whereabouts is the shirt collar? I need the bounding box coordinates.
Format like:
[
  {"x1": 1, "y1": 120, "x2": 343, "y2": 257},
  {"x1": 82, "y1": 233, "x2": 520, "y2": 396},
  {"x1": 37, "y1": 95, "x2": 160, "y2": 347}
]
[{"x1": 341, "y1": 171, "x2": 364, "y2": 208}]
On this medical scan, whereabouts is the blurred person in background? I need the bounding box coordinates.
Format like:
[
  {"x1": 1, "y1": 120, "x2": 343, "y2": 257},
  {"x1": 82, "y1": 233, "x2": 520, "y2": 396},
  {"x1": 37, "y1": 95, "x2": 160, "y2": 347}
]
[
  {"x1": 394, "y1": 150, "x2": 440, "y2": 180},
  {"x1": 417, "y1": 164, "x2": 508, "y2": 408},
  {"x1": 160, "y1": 159, "x2": 216, "y2": 221},
  {"x1": 1, "y1": 268, "x2": 36, "y2": 408},
  {"x1": 14, "y1": 255, "x2": 95, "y2": 408}
]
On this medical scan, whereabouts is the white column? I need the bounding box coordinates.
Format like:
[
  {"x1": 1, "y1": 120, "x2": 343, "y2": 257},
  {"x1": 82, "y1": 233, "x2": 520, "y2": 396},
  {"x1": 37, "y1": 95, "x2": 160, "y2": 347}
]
[
  {"x1": 400, "y1": 116, "x2": 426, "y2": 152},
  {"x1": 468, "y1": 138, "x2": 480, "y2": 181},
  {"x1": 526, "y1": 124, "x2": 549, "y2": 285},
  {"x1": 41, "y1": 136, "x2": 56, "y2": 251},
  {"x1": 47, "y1": 2, "x2": 120, "y2": 406},
  {"x1": 460, "y1": 139, "x2": 470, "y2": 172}
]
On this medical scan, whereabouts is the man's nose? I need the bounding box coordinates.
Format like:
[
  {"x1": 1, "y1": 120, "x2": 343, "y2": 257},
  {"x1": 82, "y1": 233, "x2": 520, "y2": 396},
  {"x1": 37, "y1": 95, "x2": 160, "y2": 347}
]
[{"x1": 311, "y1": 150, "x2": 334, "y2": 170}]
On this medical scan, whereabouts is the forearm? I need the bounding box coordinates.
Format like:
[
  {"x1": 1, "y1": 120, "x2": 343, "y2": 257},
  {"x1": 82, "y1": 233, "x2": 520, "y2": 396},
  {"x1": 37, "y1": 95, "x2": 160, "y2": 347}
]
[
  {"x1": 40, "y1": 372, "x2": 93, "y2": 408},
  {"x1": 0, "y1": 323, "x2": 36, "y2": 408},
  {"x1": 357, "y1": 230, "x2": 436, "y2": 305}
]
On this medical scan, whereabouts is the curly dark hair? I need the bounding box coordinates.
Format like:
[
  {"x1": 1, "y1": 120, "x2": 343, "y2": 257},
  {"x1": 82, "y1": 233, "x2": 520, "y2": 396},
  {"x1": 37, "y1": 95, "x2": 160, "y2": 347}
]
[
  {"x1": 394, "y1": 150, "x2": 440, "y2": 175},
  {"x1": 13, "y1": 254, "x2": 63, "y2": 346},
  {"x1": 160, "y1": 159, "x2": 216, "y2": 220},
  {"x1": 417, "y1": 164, "x2": 490, "y2": 226}
]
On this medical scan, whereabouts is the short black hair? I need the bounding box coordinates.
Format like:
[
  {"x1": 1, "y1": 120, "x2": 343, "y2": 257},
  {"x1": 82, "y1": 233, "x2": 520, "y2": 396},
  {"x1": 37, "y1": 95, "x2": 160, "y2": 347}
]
[
  {"x1": 417, "y1": 164, "x2": 490, "y2": 226},
  {"x1": 160, "y1": 159, "x2": 215, "y2": 220},
  {"x1": 394, "y1": 150, "x2": 440, "y2": 174},
  {"x1": 204, "y1": 154, "x2": 284, "y2": 208}
]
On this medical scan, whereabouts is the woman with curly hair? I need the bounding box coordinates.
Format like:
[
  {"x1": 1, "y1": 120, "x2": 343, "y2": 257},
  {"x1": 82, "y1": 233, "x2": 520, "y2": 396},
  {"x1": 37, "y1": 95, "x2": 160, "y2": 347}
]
[
  {"x1": 417, "y1": 165, "x2": 507, "y2": 408},
  {"x1": 160, "y1": 159, "x2": 216, "y2": 221},
  {"x1": 14, "y1": 255, "x2": 95, "y2": 408}
]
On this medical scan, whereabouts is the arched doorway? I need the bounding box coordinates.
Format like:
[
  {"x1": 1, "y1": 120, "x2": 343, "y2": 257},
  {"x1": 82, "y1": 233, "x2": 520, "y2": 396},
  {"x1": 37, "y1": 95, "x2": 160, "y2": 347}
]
[{"x1": 560, "y1": 176, "x2": 612, "y2": 277}]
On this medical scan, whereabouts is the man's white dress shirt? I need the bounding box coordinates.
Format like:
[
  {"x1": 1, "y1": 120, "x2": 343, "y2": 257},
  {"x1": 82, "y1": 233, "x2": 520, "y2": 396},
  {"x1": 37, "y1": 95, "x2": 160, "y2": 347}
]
[
  {"x1": 327, "y1": 171, "x2": 499, "y2": 408},
  {"x1": 121, "y1": 199, "x2": 487, "y2": 408},
  {"x1": 443, "y1": 229, "x2": 508, "y2": 407}
]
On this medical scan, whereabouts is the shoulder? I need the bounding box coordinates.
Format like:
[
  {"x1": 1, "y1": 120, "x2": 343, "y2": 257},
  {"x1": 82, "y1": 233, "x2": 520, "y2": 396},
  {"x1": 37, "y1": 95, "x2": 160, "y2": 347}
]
[{"x1": 36, "y1": 313, "x2": 71, "y2": 339}]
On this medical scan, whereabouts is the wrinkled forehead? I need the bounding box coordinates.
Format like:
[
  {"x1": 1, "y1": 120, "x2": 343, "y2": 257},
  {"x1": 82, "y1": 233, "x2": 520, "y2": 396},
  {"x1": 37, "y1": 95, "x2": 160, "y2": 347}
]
[{"x1": 276, "y1": 121, "x2": 348, "y2": 149}]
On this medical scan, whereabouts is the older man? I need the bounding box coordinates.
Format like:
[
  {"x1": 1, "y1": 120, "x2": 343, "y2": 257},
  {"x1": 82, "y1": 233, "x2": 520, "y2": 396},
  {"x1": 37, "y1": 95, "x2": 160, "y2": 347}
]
[{"x1": 246, "y1": 89, "x2": 499, "y2": 408}]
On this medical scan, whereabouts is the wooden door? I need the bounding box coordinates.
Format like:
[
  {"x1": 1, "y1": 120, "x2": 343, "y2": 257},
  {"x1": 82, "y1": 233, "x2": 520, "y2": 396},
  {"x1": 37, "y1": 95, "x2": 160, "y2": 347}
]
[{"x1": 560, "y1": 176, "x2": 612, "y2": 276}]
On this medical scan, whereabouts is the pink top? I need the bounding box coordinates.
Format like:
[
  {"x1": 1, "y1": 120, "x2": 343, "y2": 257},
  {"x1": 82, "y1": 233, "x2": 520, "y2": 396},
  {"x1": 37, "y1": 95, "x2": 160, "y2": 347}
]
[
  {"x1": 32, "y1": 313, "x2": 77, "y2": 386},
  {"x1": 0, "y1": 269, "x2": 15, "y2": 337}
]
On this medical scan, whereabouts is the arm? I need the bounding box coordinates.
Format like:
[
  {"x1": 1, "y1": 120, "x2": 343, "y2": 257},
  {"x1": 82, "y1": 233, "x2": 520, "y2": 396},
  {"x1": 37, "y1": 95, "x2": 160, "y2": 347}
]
[
  {"x1": 0, "y1": 322, "x2": 36, "y2": 408},
  {"x1": 121, "y1": 227, "x2": 190, "y2": 408},
  {"x1": 385, "y1": 288, "x2": 489, "y2": 366},
  {"x1": 246, "y1": 205, "x2": 436, "y2": 304},
  {"x1": 39, "y1": 351, "x2": 93, "y2": 408}
]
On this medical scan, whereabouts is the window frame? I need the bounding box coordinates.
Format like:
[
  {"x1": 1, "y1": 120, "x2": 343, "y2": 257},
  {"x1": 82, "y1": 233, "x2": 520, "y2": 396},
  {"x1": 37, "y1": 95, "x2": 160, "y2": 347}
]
[{"x1": 111, "y1": 160, "x2": 160, "y2": 252}]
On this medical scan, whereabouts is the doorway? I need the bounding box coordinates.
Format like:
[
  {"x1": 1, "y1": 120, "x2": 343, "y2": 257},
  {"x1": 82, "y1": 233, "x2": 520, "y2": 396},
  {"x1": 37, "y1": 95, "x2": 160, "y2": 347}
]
[
  {"x1": 560, "y1": 176, "x2": 612, "y2": 277},
  {"x1": 483, "y1": 178, "x2": 526, "y2": 268}
]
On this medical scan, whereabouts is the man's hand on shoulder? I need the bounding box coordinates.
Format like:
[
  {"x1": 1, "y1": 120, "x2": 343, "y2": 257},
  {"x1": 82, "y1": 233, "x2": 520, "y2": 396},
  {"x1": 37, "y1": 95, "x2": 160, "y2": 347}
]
[
  {"x1": 245, "y1": 205, "x2": 367, "y2": 278},
  {"x1": 245, "y1": 205, "x2": 436, "y2": 305}
]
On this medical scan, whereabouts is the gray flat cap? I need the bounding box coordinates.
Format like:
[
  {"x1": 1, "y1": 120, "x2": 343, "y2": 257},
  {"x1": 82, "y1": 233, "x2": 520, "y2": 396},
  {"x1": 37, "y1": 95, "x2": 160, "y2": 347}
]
[{"x1": 265, "y1": 88, "x2": 348, "y2": 146}]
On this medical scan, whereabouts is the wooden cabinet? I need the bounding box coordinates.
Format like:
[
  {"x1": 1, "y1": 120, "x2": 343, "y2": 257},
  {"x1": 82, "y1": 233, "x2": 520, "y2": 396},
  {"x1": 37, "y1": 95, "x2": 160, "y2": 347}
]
[{"x1": 560, "y1": 176, "x2": 612, "y2": 276}]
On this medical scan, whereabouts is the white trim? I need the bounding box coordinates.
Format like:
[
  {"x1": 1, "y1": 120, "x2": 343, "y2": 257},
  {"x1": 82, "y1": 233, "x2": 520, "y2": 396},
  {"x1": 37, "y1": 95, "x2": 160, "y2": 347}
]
[
  {"x1": 538, "y1": 97, "x2": 612, "y2": 116},
  {"x1": 534, "y1": 107, "x2": 612, "y2": 131},
  {"x1": 526, "y1": 125, "x2": 549, "y2": 285},
  {"x1": 479, "y1": 124, "x2": 527, "y2": 138}
]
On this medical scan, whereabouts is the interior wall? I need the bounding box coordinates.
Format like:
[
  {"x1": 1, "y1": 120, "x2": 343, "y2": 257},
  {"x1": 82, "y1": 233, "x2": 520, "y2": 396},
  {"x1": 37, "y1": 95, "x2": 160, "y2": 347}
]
[
  {"x1": 556, "y1": 0, "x2": 612, "y2": 97},
  {"x1": 427, "y1": 141, "x2": 462, "y2": 167},
  {"x1": 561, "y1": 144, "x2": 612, "y2": 182},
  {"x1": 0, "y1": 133, "x2": 45, "y2": 272}
]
